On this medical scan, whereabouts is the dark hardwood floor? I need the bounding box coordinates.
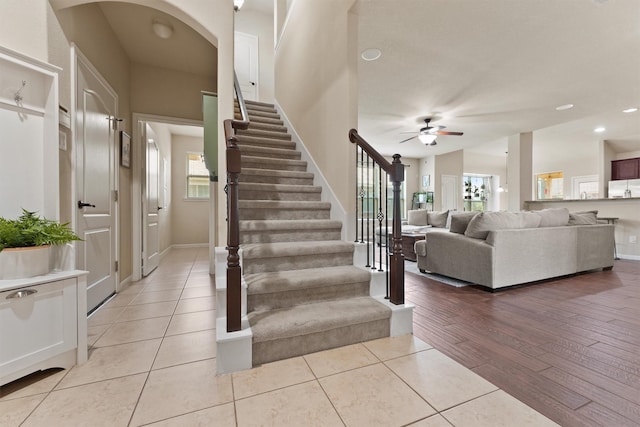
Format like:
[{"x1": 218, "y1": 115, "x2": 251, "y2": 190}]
[{"x1": 406, "y1": 259, "x2": 640, "y2": 427}]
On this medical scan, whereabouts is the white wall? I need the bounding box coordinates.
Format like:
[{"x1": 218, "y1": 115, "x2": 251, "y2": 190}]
[
  {"x1": 235, "y1": 9, "x2": 275, "y2": 103},
  {"x1": 533, "y1": 134, "x2": 600, "y2": 200},
  {"x1": 130, "y1": 63, "x2": 216, "y2": 121},
  {"x1": 275, "y1": 0, "x2": 358, "y2": 234},
  {"x1": 434, "y1": 150, "x2": 464, "y2": 211},
  {"x1": 171, "y1": 135, "x2": 209, "y2": 245}
]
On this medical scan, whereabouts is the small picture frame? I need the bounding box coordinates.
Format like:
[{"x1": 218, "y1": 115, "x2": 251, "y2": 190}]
[
  {"x1": 120, "y1": 131, "x2": 131, "y2": 168},
  {"x1": 422, "y1": 175, "x2": 430, "y2": 188}
]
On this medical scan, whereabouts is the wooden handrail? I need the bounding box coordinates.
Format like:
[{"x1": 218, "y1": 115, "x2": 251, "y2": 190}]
[
  {"x1": 224, "y1": 72, "x2": 250, "y2": 332},
  {"x1": 349, "y1": 128, "x2": 405, "y2": 305}
]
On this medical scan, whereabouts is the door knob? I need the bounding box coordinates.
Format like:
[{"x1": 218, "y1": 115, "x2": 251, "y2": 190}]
[
  {"x1": 157, "y1": 207, "x2": 164, "y2": 211},
  {"x1": 250, "y1": 81, "x2": 255, "y2": 86},
  {"x1": 78, "y1": 201, "x2": 96, "y2": 209}
]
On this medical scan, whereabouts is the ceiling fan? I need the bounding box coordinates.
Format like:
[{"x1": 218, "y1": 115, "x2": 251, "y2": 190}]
[{"x1": 398, "y1": 118, "x2": 463, "y2": 146}]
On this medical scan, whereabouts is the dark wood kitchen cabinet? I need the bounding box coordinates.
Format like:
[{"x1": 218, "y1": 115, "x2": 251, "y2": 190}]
[{"x1": 611, "y1": 158, "x2": 640, "y2": 180}]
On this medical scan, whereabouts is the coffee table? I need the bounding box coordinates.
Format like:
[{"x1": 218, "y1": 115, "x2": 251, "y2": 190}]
[{"x1": 388, "y1": 232, "x2": 425, "y2": 262}]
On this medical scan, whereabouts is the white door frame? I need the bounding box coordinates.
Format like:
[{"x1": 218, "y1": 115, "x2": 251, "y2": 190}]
[{"x1": 131, "y1": 113, "x2": 203, "y2": 282}]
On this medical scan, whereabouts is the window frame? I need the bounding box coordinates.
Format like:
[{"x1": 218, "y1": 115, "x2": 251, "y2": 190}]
[{"x1": 185, "y1": 151, "x2": 210, "y2": 200}]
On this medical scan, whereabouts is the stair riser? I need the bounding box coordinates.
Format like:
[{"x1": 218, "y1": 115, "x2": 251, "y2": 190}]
[
  {"x1": 235, "y1": 114, "x2": 284, "y2": 125},
  {"x1": 239, "y1": 147, "x2": 301, "y2": 160},
  {"x1": 235, "y1": 105, "x2": 277, "y2": 114},
  {"x1": 243, "y1": 252, "x2": 353, "y2": 274},
  {"x1": 239, "y1": 190, "x2": 321, "y2": 202},
  {"x1": 241, "y1": 159, "x2": 307, "y2": 172},
  {"x1": 240, "y1": 229, "x2": 341, "y2": 244},
  {"x1": 248, "y1": 281, "x2": 369, "y2": 312},
  {"x1": 239, "y1": 208, "x2": 330, "y2": 221},
  {"x1": 252, "y1": 319, "x2": 390, "y2": 366},
  {"x1": 239, "y1": 175, "x2": 314, "y2": 186},
  {"x1": 234, "y1": 106, "x2": 279, "y2": 116},
  {"x1": 246, "y1": 122, "x2": 288, "y2": 133}
]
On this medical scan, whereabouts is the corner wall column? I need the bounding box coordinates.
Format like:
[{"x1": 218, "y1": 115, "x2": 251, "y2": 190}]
[{"x1": 507, "y1": 132, "x2": 533, "y2": 211}]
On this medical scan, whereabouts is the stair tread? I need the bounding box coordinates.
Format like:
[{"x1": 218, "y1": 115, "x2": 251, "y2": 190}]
[
  {"x1": 242, "y1": 240, "x2": 353, "y2": 258},
  {"x1": 240, "y1": 219, "x2": 342, "y2": 231},
  {"x1": 239, "y1": 182, "x2": 321, "y2": 193},
  {"x1": 237, "y1": 129, "x2": 291, "y2": 140},
  {"x1": 248, "y1": 297, "x2": 391, "y2": 342},
  {"x1": 245, "y1": 265, "x2": 369, "y2": 295}
]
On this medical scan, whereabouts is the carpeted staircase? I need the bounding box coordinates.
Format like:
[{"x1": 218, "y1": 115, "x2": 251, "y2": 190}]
[{"x1": 234, "y1": 100, "x2": 391, "y2": 366}]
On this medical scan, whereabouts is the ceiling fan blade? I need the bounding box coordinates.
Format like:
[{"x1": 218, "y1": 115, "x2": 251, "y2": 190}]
[
  {"x1": 435, "y1": 131, "x2": 463, "y2": 136},
  {"x1": 398, "y1": 135, "x2": 418, "y2": 144}
]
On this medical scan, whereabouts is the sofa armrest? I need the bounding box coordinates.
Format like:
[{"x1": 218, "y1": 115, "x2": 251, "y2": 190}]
[
  {"x1": 575, "y1": 224, "x2": 614, "y2": 271},
  {"x1": 425, "y1": 232, "x2": 494, "y2": 286}
]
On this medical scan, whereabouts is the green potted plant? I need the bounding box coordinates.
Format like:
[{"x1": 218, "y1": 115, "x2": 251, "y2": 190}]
[{"x1": 0, "y1": 209, "x2": 81, "y2": 279}]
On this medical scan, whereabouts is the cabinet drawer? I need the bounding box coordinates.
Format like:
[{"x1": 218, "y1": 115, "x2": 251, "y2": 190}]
[{"x1": 0, "y1": 279, "x2": 77, "y2": 379}]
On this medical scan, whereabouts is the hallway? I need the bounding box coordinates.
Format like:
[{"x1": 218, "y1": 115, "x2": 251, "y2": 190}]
[{"x1": 1, "y1": 248, "x2": 556, "y2": 426}]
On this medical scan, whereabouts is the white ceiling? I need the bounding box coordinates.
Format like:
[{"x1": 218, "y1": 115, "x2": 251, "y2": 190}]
[
  {"x1": 87, "y1": 0, "x2": 639, "y2": 159},
  {"x1": 357, "y1": 0, "x2": 640, "y2": 158},
  {"x1": 98, "y1": 2, "x2": 217, "y2": 77}
]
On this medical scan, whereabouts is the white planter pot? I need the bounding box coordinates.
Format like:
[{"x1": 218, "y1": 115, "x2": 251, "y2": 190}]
[{"x1": 0, "y1": 246, "x2": 51, "y2": 280}]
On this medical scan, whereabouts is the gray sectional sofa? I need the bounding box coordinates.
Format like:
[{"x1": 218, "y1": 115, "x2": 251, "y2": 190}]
[{"x1": 414, "y1": 208, "x2": 615, "y2": 290}]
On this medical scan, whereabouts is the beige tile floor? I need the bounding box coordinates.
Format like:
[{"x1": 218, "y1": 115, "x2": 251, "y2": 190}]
[{"x1": 0, "y1": 248, "x2": 559, "y2": 427}]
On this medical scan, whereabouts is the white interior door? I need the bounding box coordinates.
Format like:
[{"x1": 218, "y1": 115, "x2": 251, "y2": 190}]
[
  {"x1": 441, "y1": 175, "x2": 459, "y2": 212},
  {"x1": 234, "y1": 31, "x2": 259, "y2": 101},
  {"x1": 75, "y1": 51, "x2": 118, "y2": 313},
  {"x1": 142, "y1": 123, "x2": 160, "y2": 276}
]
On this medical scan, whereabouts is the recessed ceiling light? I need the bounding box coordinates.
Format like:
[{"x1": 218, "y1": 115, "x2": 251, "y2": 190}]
[
  {"x1": 152, "y1": 20, "x2": 173, "y2": 39},
  {"x1": 555, "y1": 104, "x2": 574, "y2": 111},
  {"x1": 594, "y1": 127, "x2": 606, "y2": 133},
  {"x1": 623, "y1": 107, "x2": 638, "y2": 113},
  {"x1": 361, "y1": 48, "x2": 382, "y2": 61}
]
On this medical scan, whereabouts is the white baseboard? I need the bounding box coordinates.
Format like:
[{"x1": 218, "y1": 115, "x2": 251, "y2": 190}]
[
  {"x1": 618, "y1": 254, "x2": 640, "y2": 261},
  {"x1": 171, "y1": 243, "x2": 208, "y2": 249}
]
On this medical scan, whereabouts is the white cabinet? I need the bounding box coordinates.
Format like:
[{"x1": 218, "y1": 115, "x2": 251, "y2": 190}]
[{"x1": 0, "y1": 271, "x2": 87, "y2": 386}]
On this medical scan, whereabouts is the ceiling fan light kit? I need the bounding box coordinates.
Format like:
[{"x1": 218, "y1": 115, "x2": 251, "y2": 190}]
[
  {"x1": 418, "y1": 134, "x2": 437, "y2": 145},
  {"x1": 398, "y1": 117, "x2": 463, "y2": 145}
]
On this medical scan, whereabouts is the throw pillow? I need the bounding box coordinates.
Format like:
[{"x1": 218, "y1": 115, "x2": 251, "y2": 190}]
[
  {"x1": 407, "y1": 209, "x2": 428, "y2": 226},
  {"x1": 464, "y1": 211, "x2": 523, "y2": 239},
  {"x1": 518, "y1": 211, "x2": 542, "y2": 228},
  {"x1": 449, "y1": 212, "x2": 479, "y2": 234},
  {"x1": 536, "y1": 208, "x2": 570, "y2": 227},
  {"x1": 568, "y1": 210, "x2": 598, "y2": 225},
  {"x1": 427, "y1": 210, "x2": 449, "y2": 228}
]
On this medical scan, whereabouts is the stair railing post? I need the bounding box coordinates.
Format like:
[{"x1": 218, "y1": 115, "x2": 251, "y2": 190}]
[
  {"x1": 225, "y1": 119, "x2": 242, "y2": 332},
  {"x1": 349, "y1": 129, "x2": 405, "y2": 305},
  {"x1": 389, "y1": 154, "x2": 405, "y2": 305}
]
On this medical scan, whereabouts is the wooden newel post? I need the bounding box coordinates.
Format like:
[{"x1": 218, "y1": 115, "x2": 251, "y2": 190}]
[
  {"x1": 225, "y1": 119, "x2": 242, "y2": 332},
  {"x1": 389, "y1": 154, "x2": 405, "y2": 305}
]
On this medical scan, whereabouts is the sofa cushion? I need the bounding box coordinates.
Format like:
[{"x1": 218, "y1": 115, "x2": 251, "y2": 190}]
[
  {"x1": 569, "y1": 210, "x2": 598, "y2": 225},
  {"x1": 449, "y1": 212, "x2": 479, "y2": 234},
  {"x1": 407, "y1": 209, "x2": 428, "y2": 226},
  {"x1": 464, "y1": 212, "x2": 532, "y2": 239},
  {"x1": 536, "y1": 208, "x2": 570, "y2": 227},
  {"x1": 427, "y1": 210, "x2": 449, "y2": 228}
]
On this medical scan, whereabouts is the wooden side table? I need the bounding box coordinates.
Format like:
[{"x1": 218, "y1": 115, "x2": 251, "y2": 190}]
[{"x1": 389, "y1": 232, "x2": 425, "y2": 262}]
